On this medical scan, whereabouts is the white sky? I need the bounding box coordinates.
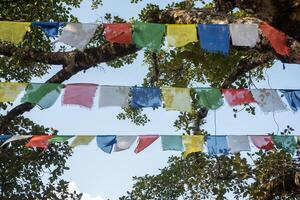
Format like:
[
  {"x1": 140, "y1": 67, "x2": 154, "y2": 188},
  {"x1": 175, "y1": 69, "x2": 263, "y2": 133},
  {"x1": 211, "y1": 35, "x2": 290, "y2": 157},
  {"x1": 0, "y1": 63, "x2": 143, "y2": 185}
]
[{"x1": 20, "y1": 0, "x2": 300, "y2": 199}]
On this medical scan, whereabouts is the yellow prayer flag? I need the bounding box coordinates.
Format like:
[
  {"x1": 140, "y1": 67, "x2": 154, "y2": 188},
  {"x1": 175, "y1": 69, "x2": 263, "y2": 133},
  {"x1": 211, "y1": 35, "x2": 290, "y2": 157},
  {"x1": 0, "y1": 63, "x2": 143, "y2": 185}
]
[
  {"x1": 0, "y1": 21, "x2": 31, "y2": 44},
  {"x1": 162, "y1": 87, "x2": 192, "y2": 112},
  {"x1": 0, "y1": 82, "x2": 27, "y2": 102},
  {"x1": 182, "y1": 135, "x2": 204, "y2": 158},
  {"x1": 166, "y1": 24, "x2": 198, "y2": 47},
  {"x1": 70, "y1": 136, "x2": 95, "y2": 148}
]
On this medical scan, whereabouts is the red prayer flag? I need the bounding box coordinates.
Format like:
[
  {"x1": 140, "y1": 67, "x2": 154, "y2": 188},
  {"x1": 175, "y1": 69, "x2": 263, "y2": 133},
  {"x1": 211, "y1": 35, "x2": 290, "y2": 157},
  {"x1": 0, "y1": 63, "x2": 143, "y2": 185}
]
[
  {"x1": 222, "y1": 89, "x2": 256, "y2": 106},
  {"x1": 62, "y1": 83, "x2": 98, "y2": 108},
  {"x1": 104, "y1": 23, "x2": 132, "y2": 44},
  {"x1": 134, "y1": 135, "x2": 159, "y2": 154},
  {"x1": 250, "y1": 135, "x2": 274, "y2": 150},
  {"x1": 25, "y1": 135, "x2": 53, "y2": 149},
  {"x1": 260, "y1": 22, "x2": 289, "y2": 56}
]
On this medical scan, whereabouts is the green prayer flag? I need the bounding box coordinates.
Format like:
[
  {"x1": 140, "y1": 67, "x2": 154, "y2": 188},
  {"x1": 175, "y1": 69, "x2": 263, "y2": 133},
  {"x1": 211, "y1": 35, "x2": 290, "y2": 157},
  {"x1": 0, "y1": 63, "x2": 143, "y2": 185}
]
[
  {"x1": 21, "y1": 83, "x2": 64, "y2": 109},
  {"x1": 132, "y1": 21, "x2": 165, "y2": 51},
  {"x1": 161, "y1": 135, "x2": 183, "y2": 151},
  {"x1": 194, "y1": 88, "x2": 224, "y2": 110},
  {"x1": 272, "y1": 135, "x2": 296, "y2": 154},
  {"x1": 48, "y1": 136, "x2": 74, "y2": 143}
]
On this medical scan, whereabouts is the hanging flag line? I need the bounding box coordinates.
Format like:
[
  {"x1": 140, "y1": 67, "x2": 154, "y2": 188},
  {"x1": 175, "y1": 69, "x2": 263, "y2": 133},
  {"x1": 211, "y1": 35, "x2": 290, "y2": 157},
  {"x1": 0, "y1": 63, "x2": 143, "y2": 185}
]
[
  {"x1": 0, "y1": 134, "x2": 299, "y2": 156},
  {"x1": 1, "y1": 82, "x2": 300, "y2": 112},
  {"x1": 0, "y1": 21, "x2": 289, "y2": 56}
]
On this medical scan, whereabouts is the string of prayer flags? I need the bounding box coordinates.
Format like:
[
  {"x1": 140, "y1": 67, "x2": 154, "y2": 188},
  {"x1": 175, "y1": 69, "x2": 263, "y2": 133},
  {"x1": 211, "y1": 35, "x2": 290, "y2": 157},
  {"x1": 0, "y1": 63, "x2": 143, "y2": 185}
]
[
  {"x1": 32, "y1": 22, "x2": 64, "y2": 37},
  {"x1": 62, "y1": 83, "x2": 97, "y2": 108},
  {"x1": 222, "y1": 89, "x2": 256, "y2": 106},
  {"x1": 198, "y1": 24, "x2": 230, "y2": 54},
  {"x1": 25, "y1": 135, "x2": 53, "y2": 149},
  {"x1": 162, "y1": 87, "x2": 192, "y2": 112},
  {"x1": 250, "y1": 135, "x2": 274, "y2": 150},
  {"x1": 104, "y1": 23, "x2": 132, "y2": 44},
  {"x1": 114, "y1": 136, "x2": 137, "y2": 152},
  {"x1": 131, "y1": 87, "x2": 162, "y2": 108},
  {"x1": 96, "y1": 135, "x2": 117, "y2": 154},
  {"x1": 272, "y1": 135, "x2": 297, "y2": 154},
  {"x1": 206, "y1": 135, "x2": 230, "y2": 155},
  {"x1": 182, "y1": 135, "x2": 204, "y2": 158},
  {"x1": 132, "y1": 21, "x2": 165, "y2": 51},
  {"x1": 194, "y1": 88, "x2": 224, "y2": 110},
  {"x1": 48, "y1": 135, "x2": 74, "y2": 143},
  {"x1": 134, "y1": 135, "x2": 159, "y2": 154},
  {"x1": 227, "y1": 135, "x2": 250, "y2": 153},
  {"x1": 57, "y1": 23, "x2": 98, "y2": 50},
  {"x1": 0, "y1": 82, "x2": 27, "y2": 102},
  {"x1": 260, "y1": 22, "x2": 289, "y2": 56},
  {"x1": 0, "y1": 21, "x2": 31, "y2": 44},
  {"x1": 21, "y1": 83, "x2": 63, "y2": 109},
  {"x1": 0, "y1": 135, "x2": 32, "y2": 147},
  {"x1": 229, "y1": 24, "x2": 259, "y2": 47},
  {"x1": 161, "y1": 135, "x2": 183, "y2": 151},
  {"x1": 99, "y1": 85, "x2": 130, "y2": 108},
  {"x1": 166, "y1": 24, "x2": 198, "y2": 47},
  {"x1": 251, "y1": 89, "x2": 288, "y2": 113},
  {"x1": 70, "y1": 136, "x2": 95, "y2": 148},
  {"x1": 279, "y1": 90, "x2": 300, "y2": 112}
]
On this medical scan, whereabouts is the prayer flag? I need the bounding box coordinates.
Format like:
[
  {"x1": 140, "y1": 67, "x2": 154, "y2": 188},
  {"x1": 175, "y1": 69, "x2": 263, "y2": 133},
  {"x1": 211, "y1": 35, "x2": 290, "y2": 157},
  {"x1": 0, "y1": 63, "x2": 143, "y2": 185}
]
[
  {"x1": 260, "y1": 22, "x2": 289, "y2": 56},
  {"x1": 21, "y1": 83, "x2": 63, "y2": 109},
  {"x1": 227, "y1": 135, "x2": 250, "y2": 153},
  {"x1": 182, "y1": 135, "x2": 204, "y2": 157},
  {"x1": 251, "y1": 89, "x2": 288, "y2": 113},
  {"x1": 272, "y1": 135, "x2": 296, "y2": 154},
  {"x1": 0, "y1": 135, "x2": 32, "y2": 147},
  {"x1": 194, "y1": 88, "x2": 223, "y2": 110},
  {"x1": 250, "y1": 135, "x2": 274, "y2": 150},
  {"x1": 99, "y1": 85, "x2": 130, "y2": 108},
  {"x1": 25, "y1": 135, "x2": 53, "y2": 149},
  {"x1": 97, "y1": 135, "x2": 117, "y2": 154},
  {"x1": 131, "y1": 87, "x2": 162, "y2": 108},
  {"x1": 48, "y1": 135, "x2": 74, "y2": 143},
  {"x1": 114, "y1": 136, "x2": 137, "y2": 152},
  {"x1": 70, "y1": 136, "x2": 95, "y2": 148},
  {"x1": 279, "y1": 90, "x2": 300, "y2": 112},
  {"x1": 0, "y1": 82, "x2": 27, "y2": 102},
  {"x1": 0, "y1": 21, "x2": 31, "y2": 44},
  {"x1": 229, "y1": 24, "x2": 259, "y2": 47},
  {"x1": 161, "y1": 87, "x2": 192, "y2": 112},
  {"x1": 161, "y1": 135, "x2": 183, "y2": 151},
  {"x1": 32, "y1": 21, "x2": 64, "y2": 37},
  {"x1": 0, "y1": 135, "x2": 11, "y2": 142},
  {"x1": 166, "y1": 24, "x2": 198, "y2": 47},
  {"x1": 57, "y1": 23, "x2": 98, "y2": 50},
  {"x1": 206, "y1": 135, "x2": 230, "y2": 155},
  {"x1": 198, "y1": 24, "x2": 230, "y2": 54},
  {"x1": 222, "y1": 89, "x2": 256, "y2": 106},
  {"x1": 132, "y1": 21, "x2": 165, "y2": 50},
  {"x1": 134, "y1": 135, "x2": 159, "y2": 154},
  {"x1": 104, "y1": 23, "x2": 132, "y2": 44},
  {"x1": 62, "y1": 83, "x2": 98, "y2": 109}
]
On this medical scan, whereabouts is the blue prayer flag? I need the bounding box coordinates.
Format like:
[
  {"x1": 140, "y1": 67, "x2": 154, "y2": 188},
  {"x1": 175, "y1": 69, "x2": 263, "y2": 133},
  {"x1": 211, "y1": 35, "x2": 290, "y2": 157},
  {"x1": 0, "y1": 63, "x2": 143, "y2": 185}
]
[
  {"x1": 206, "y1": 135, "x2": 229, "y2": 155},
  {"x1": 161, "y1": 135, "x2": 183, "y2": 151},
  {"x1": 32, "y1": 22, "x2": 65, "y2": 37},
  {"x1": 0, "y1": 135, "x2": 11, "y2": 142},
  {"x1": 96, "y1": 135, "x2": 117, "y2": 154},
  {"x1": 198, "y1": 24, "x2": 230, "y2": 54},
  {"x1": 280, "y1": 90, "x2": 300, "y2": 112},
  {"x1": 131, "y1": 87, "x2": 162, "y2": 108}
]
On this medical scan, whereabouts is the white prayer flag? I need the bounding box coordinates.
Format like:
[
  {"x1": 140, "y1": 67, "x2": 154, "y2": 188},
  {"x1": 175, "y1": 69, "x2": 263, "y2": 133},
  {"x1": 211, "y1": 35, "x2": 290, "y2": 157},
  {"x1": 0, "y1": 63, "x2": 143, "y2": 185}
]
[
  {"x1": 99, "y1": 86, "x2": 130, "y2": 108},
  {"x1": 57, "y1": 23, "x2": 98, "y2": 51},
  {"x1": 227, "y1": 135, "x2": 250, "y2": 153},
  {"x1": 229, "y1": 24, "x2": 259, "y2": 47},
  {"x1": 114, "y1": 136, "x2": 137, "y2": 152}
]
